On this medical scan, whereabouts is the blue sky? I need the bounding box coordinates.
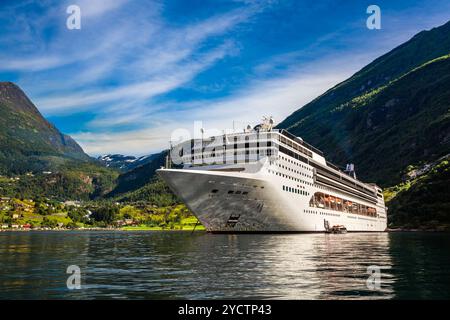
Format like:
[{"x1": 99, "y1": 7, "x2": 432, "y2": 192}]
[{"x1": 1, "y1": 0, "x2": 449, "y2": 156}]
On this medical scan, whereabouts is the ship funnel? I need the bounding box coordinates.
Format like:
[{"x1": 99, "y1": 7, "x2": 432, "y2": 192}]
[{"x1": 345, "y1": 163, "x2": 356, "y2": 179}]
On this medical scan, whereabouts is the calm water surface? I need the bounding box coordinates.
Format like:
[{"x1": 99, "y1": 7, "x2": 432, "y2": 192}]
[{"x1": 0, "y1": 231, "x2": 449, "y2": 299}]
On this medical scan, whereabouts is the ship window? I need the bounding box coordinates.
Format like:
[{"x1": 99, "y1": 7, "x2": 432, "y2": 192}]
[
  {"x1": 211, "y1": 189, "x2": 219, "y2": 193},
  {"x1": 228, "y1": 190, "x2": 234, "y2": 194},
  {"x1": 242, "y1": 191, "x2": 248, "y2": 195},
  {"x1": 235, "y1": 191, "x2": 242, "y2": 194}
]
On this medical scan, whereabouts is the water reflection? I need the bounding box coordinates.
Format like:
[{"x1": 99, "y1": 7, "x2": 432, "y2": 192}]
[{"x1": 0, "y1": 231, "x2": 449, "y2": 299}]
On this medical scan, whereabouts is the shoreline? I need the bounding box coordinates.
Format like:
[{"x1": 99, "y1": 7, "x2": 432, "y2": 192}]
[
  {"x1": 2, "y1": 227, "x2": 449, "y2": 233},
  {"x1": 0, "y1": 225, "x2": 206, "y2": 232},
  {"x1": 0, "y1": 228, "x2": 206, "y2": 232}
]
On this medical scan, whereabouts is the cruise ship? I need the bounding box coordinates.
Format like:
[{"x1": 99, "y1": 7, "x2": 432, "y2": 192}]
[{"x1": 157, "y1": 117, "x2": 387, "y2": 233}]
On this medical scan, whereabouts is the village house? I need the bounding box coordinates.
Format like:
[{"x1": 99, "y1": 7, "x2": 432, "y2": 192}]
[
  {"x1": 116, "y1": 219, "x2": 137, "y2": 227},
  {"x1": 64, "y1": 200, "x2": 81, "y2": 207}
]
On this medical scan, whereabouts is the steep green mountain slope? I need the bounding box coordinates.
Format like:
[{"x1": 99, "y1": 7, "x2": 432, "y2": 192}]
[
  {"x1": 277, "y1": 21, "x2": 450, "y2": 187},
  {"x1": 0, "y1": 161, "x2": 119, "y2": 201},
  {"x1": 107, "y1": 150, "x2": 168, "y2": 197},
  {"x1": 384, "y1": 155, "x2": 450, "y2": 229},
  {"x1": 0, "y1": 82, "x2": 119, "y2": 200},
  {"x1": 112, "y1": 177, "x2": 178, "y2": 207},
  {"x1": 0, "y1": 82, "x2": 90, "y2": 173}
]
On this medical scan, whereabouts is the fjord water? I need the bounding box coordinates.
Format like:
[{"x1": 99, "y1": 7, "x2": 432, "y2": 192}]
[{"x1": 0, "y1": 231, "x2": 449, "y2": 299}]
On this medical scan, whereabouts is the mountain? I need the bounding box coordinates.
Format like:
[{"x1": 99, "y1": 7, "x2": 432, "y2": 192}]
[
  {"x1": 277, "y1": 21, "x2": 450, "y2": 187},
  {"x1": 98, "y1": 153, "x2": 159, "y2": 172},
  {"x1": 0, "y1": 82, "x2": 119, "y2": 200},
  {"x1": 0, "y1": 82, "x2": 90, "y2": 173},
  {"x1": 106, "y1": 150, "x2": 168, "y2": 197}
]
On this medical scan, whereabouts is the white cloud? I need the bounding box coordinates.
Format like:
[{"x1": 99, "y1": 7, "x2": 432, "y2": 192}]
[
  {"x1": 72, "y1": 128, "x2": 171, "y2": 156},
  {"x1": 73, "y1": 54, "x2": 365, "y2": 156},
  {"x1": 0, "y1": 56, "x2": 65, "y2": 72}
]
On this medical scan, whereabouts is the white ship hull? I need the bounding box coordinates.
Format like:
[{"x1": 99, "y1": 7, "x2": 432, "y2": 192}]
[{"x1": 157, "y1": 167, "x2": 387, "y2": 233}]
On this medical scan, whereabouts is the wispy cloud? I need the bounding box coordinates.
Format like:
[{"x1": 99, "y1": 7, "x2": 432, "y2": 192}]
[
  {"x1": 37, "y1": 38, "x2": 238, "y2": 113},
  {"x1": 74, "y1": 53, "x2": 365, "y2": 155},
  {"x1": 74, "y1": 0, "x2": 131, "y2": 18}
]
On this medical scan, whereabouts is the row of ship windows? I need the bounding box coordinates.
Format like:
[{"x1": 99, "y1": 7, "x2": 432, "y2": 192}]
[
  {"x1": 303, "y1": 209, "x2": 340, "y2": 218},
  {"x1": 192, "y1": 148, "x2": 274, "y2": 159},
  {"x1": 210, "y1": 186, "x2": 265, "y2": 195},
  {"x1": 304, "y1": 209, "x2": 381, "y2": 221},
  {"x1": 309, "y1": 192, "x2": 377, "y2": 217},
  {"x1": 282, "y1": 185, "x2": 310, "y2": 196},
  {"x1": 211, "y1": 189, "x2": 250, "y2": 195},
  {"x1": 269, "y1": 170, "x2": 314, "y2": 185},
  {"x1": 304, "y1": 210, "x2": 380, "y2": 223},
  {"x1": 279, "y1": 136, "x2": 313, "y2": 158},
  {"x1": 279, "y1": 156, "x2": 313, "y2": 172},
  {"x1": 272, "y1": 167, "x2": 371, "y2": 209},
  {"x1": 208, "y1": 181, "x2": 264, "y2": 189},
  {"x1": 278, "y1": 164, "x2": 312, "y2": 179}
]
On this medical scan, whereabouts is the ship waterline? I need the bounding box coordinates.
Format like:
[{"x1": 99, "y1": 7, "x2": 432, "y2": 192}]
[{"x1": 157, "y1": 121, "x2": 387, "y2": 233}]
